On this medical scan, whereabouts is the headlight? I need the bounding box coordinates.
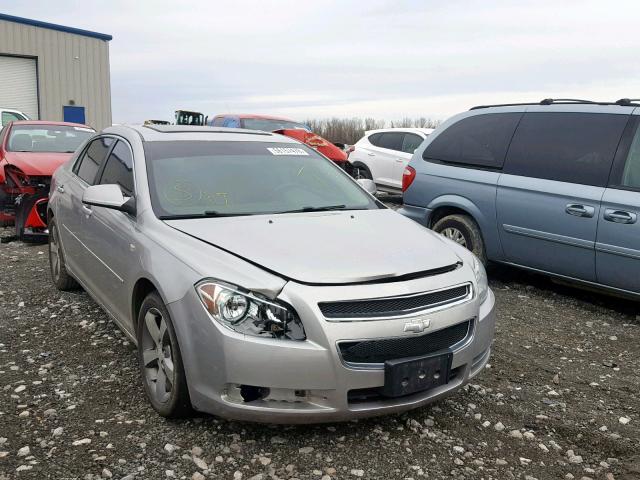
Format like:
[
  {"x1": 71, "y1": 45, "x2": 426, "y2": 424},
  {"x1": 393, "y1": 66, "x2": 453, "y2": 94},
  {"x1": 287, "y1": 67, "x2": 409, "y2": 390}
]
[
  {"x1": 471, "y1": 255, "x2": 489, "y2": 303},
  {"x1": 195, "y1": 280, "x2": 306, "y2": 340}
]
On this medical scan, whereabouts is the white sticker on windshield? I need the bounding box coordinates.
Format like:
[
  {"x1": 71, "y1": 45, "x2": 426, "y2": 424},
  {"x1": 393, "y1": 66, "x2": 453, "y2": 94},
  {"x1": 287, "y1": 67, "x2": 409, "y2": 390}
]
[
  {"x1": 74, "y1": 127, "x2": 95, "y2": 132},
  {"x1": 267, "y1": 147, "x2": 308, "y2": 156}
]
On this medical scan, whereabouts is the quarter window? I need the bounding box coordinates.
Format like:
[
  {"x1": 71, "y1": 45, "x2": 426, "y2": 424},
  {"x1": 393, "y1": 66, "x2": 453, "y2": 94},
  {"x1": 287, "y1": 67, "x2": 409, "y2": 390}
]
[
  {"x1": 401, "y1": 133, "x2": 424, "y2": 154},
  {"x1": 75, "y1": 137, "x2": 114, "y2": 185},
  {"x1": 423, "y1": 113, "x2": 522, "y2": 169},
  {"x1": 504, "y1": 113, "x2": 628, "y2": 187},
  {"x1": 98, "y1": 141, "x2": 134, "y2": 195}
]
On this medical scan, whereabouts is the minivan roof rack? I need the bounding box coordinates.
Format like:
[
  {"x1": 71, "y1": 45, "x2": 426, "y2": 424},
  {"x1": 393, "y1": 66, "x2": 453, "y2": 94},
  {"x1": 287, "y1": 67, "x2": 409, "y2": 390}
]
[{"x1": 470, "y1": 98, "x2": 640, "y2": 110}]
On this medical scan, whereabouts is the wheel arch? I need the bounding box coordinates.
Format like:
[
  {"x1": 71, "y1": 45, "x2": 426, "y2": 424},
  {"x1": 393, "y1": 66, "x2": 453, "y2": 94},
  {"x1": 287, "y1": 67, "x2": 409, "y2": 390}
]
[{"x1": 131, "y1": 277, "x2": 163, "y2": 327}]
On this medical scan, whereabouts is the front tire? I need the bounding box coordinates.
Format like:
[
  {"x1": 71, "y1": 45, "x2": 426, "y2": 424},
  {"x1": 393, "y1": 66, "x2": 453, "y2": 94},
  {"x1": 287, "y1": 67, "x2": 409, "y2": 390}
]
[
  {"x1": 352, "y1": 163, "x2": 372, "y2": 181},
  {"x1": 432, "y1": 214, "x2": 487, "y2": 265},
  {"x1": 48, "y1": 218, "x2": 80, "y2": 290},
  {"x1": 137, "y1": 292, "x2": 192, "y2": 418}
]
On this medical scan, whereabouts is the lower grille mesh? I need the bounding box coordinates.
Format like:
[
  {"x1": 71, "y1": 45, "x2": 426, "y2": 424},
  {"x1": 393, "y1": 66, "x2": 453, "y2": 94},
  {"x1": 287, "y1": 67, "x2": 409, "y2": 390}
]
[{"x1": 339, "y1": 320, "x2": 471, "y2": 364}]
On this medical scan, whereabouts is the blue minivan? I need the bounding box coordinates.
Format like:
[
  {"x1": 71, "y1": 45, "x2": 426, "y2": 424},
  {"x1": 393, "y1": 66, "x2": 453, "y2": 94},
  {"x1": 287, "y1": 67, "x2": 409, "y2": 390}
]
[{"x1": 399, "y1": 99, "x2": 640, "y2": 298}]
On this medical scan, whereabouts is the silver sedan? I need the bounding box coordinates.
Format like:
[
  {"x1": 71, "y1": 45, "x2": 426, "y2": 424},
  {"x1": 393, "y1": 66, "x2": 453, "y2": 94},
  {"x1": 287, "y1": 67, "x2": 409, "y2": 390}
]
[{"x1": 47, "y1": 125, "x2": 495, "y2": 422}]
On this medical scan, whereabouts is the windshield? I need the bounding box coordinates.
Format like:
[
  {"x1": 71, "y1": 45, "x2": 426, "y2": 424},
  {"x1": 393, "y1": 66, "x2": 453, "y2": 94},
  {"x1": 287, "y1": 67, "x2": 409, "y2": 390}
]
[
  {"x1": 144, "y1": 141, "x2": 379, "y2": 218},
  {"x1": 242, "y1": 118, "x2": 311, "y2": 132},
  {"x1": 8, "y1": 125, "x2": 95, "y2": 153}
]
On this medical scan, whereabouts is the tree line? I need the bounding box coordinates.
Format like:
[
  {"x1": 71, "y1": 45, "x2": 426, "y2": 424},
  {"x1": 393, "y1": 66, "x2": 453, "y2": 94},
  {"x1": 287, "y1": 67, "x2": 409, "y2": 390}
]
[{"x1": 304, "y1": 117, "x2": 441, "y2": 145}]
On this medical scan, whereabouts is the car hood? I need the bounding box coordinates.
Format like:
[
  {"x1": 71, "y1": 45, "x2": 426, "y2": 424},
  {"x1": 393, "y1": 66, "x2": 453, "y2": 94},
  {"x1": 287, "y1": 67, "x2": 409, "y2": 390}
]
[
  {"x1": 165, "y1": 209, "x2": 461, "y2": 285},
  {"x1": 4, "y1": 151, "x2": 72, "y2": 176}
]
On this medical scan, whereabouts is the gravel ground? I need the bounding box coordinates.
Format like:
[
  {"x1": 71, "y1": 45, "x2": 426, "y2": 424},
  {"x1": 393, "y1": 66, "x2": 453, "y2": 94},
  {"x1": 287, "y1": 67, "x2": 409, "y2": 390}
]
[{"x1": 1, "y1": 204, "x2": 639, "y2": 480}]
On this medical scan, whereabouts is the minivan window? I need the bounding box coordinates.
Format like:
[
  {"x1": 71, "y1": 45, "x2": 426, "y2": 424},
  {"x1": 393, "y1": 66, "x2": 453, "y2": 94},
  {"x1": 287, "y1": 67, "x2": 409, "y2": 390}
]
[
  {"x1": 621, "y1": 125, "x2": 640, "y2": 189},
  {"x1": 401, "y1": 133, "x2": 424, "y2": 154},
  {"x1": 98, "y1": 140, "x2": 134, "y2": 195},
  {"x1": 504, "y1": 113, "x2": 628, "y2": 187},
  {"x1": 144, "y1": 141, "x2": 379, "y2": 218},
  {"x1": 423, "y1": 113, "x2": 522, "y2": 169},
  {"x1": 75, "y1": 137, "x2": 114, "y2": 185}
]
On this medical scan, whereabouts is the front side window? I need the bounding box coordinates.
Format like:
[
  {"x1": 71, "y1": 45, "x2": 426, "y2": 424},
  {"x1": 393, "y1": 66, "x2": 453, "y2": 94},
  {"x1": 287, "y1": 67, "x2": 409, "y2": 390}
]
[
  {"x1": 401, "y1": 133, "x2": 424, "y2": 154},
  {"x1": 621, "y1": 125, "x2": 640, "y2": 189},
  {"x1": 98, "y1": 141, "x2": 134, "y2": 195},
  {"x1": 75, "y1": 137, "x2": 114, "y2": 185},
  {"x1": 144, "y1": 141, "x2": 379, "y2": 218},
  {"x1": 2, "y1": 111, "x2": 26, "y2": 125},
  {"x1": 423, "y1": 113, "x2": 522, "y2": 169},
  {"x1": 7, "y1": 124, "x2": 95, "y2": 153},
  {"x1": 504, "y1": 112, "x2": 628, "y2": 187}
]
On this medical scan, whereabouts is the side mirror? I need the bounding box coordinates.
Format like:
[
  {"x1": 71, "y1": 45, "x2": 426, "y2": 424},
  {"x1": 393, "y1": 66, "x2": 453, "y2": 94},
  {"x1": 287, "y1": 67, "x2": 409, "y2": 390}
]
[
  {"x1": 83, "y1": 184, "x2": 136, "y2": 216},
  {"x1": 357, "y1": 178, "x2": 377, "y2": 195}
]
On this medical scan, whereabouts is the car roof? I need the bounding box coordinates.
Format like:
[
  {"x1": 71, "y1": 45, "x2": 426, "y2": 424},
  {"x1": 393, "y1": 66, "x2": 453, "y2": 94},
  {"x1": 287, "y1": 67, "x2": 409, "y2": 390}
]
[
  {"x1": 10, "y1": 120, "x2": 93, "y2": 129},
  {"x1": 215, "y1": 114, "x2": 297, "y2": 121},
  {"x1": 365, "y1": 127, "x2": 434, "y2": 135},
  {"x1": 103, "y1": 124, "x2": 303, "y2": 143}
]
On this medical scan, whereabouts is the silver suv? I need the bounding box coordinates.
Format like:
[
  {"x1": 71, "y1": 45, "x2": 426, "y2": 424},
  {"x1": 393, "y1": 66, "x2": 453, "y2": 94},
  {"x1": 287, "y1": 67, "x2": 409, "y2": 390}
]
[
  {"x1": 48, "y1": 125, "x2": 495, "y2": 422},
  {"x1": 400, "y1": 98, "x2": 640, "y2": 298}
]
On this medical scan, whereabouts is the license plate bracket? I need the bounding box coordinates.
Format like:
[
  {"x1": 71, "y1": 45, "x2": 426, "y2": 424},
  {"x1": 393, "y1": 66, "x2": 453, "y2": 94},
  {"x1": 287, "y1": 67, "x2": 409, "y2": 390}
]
[{"x1": 382, "y1": 353, "x2": 452, "y2": 398}]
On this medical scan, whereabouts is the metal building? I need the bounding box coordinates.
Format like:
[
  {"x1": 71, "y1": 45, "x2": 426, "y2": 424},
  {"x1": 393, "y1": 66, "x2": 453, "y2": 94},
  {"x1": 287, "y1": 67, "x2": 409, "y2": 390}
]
[{"x1": 0, "y1": 13, "x2": 112, "y2": 130}]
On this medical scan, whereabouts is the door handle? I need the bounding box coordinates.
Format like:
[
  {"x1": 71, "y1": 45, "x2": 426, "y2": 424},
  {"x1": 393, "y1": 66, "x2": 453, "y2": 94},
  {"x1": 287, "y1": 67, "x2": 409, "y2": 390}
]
[
  {"x1": 565, "y1": 204, "x2": 595, "y2": 218},
  {"x1": 81, "y1": 205, "x2": 93, "y2": 217},
  {"x1": 395, "y1": 158, "x2": 404, "y2": 163},
  {"x1": 56, "y1": 185, "x2": 65, "y2": 193},
  {"x1": 604, "y1": 209, "x2": 637, "y2": 224},
  {"x1": 367, "y1": 152, "x2": 375, "y2": 156}
]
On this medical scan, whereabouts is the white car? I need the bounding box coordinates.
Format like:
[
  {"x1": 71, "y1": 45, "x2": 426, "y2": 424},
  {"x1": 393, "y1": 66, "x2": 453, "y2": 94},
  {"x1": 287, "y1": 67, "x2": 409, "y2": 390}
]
[
  {"x1": 1, "y1": 108, "x2": 29, "y2": 126},
  {"x1": 349, "y1": 128, "x2": 433, "y2": 192}
]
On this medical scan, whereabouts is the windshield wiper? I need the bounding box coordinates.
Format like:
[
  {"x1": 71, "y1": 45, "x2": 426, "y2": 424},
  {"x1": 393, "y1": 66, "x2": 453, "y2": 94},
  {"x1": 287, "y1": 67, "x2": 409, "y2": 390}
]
[
  {"x1": 159, "y1": 211, "x2": 253, "y2": 220},
  {"x1": 275, "y1": 204, "x2": 347, "y2": 214}
]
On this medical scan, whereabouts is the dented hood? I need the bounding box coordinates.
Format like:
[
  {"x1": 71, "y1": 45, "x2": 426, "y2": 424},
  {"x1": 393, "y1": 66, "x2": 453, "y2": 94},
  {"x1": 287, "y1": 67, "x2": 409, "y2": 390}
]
[
  {"x1": 4, "y1": 151, "x2": 72, "y2": 176},
  {"x1": 165, "y1": 209, "x2": 460, "y2": 284}
]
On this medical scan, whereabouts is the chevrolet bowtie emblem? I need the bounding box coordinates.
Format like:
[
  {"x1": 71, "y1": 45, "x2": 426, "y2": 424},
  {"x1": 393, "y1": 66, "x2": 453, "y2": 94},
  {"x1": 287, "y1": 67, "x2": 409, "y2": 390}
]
[{"x1": 404, "y1": 319, "x2": 431, "y2": 333}]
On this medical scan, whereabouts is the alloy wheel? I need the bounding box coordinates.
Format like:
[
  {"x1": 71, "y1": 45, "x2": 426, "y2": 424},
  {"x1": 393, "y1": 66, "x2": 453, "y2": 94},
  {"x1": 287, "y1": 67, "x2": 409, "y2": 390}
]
[
  {"x1": 141, "y1": 308, "x2": 174, "y2": 404},
  {"x1": 441, "y1": 227, "x2": 467, "y2": 247}
]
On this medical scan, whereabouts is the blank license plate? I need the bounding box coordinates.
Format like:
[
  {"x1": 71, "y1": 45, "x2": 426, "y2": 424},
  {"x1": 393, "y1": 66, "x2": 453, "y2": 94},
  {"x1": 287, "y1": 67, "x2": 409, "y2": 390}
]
[{"x1": 382, "y1": 353, "x2": 452, "y2": 398}]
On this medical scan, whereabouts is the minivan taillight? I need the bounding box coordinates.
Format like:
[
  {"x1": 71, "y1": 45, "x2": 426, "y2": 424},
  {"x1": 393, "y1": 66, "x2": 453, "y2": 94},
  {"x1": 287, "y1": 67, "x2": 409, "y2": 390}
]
[{"x1": 402, "y1": 166, "x2": 416, "y2": 192}]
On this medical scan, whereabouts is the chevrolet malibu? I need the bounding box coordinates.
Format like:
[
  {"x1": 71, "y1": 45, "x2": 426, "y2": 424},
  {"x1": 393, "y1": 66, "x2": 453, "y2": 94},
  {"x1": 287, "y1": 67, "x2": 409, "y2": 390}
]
[{"x1": 47, "y1": 125, "x2": 495, "y2": 422}]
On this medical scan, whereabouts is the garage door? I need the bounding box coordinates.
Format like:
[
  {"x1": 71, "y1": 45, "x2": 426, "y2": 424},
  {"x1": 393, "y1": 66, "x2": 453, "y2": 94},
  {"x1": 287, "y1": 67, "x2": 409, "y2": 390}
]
[{"x1": 0, "y1": 56, "x2": 39, "y2": 120}]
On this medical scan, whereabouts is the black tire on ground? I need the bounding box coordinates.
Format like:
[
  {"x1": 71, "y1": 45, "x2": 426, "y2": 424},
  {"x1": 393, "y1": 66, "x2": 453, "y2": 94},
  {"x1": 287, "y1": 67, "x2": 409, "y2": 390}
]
[
  {"x1": 432, "y1": 214, "x2": 487, "y2": 265},
  {"x1": 137, "y1": 291, "x2": 192, "y2": 418},
  {"x1": 352, "y1": 163, "x2": 372, "y2": 180},
  {"x1": 48, "y1": 218, "x2": 80, "y2": 290}
]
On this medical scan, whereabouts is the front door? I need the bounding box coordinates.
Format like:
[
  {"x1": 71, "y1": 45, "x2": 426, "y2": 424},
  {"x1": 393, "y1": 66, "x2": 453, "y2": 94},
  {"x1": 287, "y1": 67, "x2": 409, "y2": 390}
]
[
  {"x1": 497, "y1": 111, "x2": 629, "y2": 282},
  {"x1": 596, "y1": 116, "x2": 640, "y2": 294}
]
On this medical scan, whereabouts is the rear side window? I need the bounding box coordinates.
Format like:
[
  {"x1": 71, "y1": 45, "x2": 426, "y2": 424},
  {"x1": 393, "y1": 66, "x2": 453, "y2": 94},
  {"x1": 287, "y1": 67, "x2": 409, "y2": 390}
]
[
  {"x1": 619, "y1": 124, "x2": 640, "y2": 190},
  {"x1": 401, "y1": 133, "x2": 424, "y2": 154},
  {"x1": 98, "y1": 140, "x2": 134, "y2": 195},
  {"x1": 75, "y1": 137, "x2": 114, "y2": 185},
  {"x1": 423, "y1": 113, "x2": 522, "y2": 169},
  {"x1": 504, "y1": 113, "x2": 628, "y2": 187}
]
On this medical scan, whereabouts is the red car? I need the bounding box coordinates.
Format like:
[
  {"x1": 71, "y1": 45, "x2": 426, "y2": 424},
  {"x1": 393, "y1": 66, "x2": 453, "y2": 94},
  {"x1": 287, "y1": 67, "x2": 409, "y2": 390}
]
[
  {"x1": 209, "y1": 114, "x2": 350, "y2": 169},
  {"x1": 0, "y1": 120, "x2": 95, "y2": 240}
]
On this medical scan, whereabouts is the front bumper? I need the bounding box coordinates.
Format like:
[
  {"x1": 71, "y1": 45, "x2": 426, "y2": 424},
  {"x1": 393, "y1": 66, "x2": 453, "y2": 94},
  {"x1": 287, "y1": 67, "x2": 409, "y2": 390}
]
[{"x1": 169, "y1": 270, "x2": 496, "y2": 423}]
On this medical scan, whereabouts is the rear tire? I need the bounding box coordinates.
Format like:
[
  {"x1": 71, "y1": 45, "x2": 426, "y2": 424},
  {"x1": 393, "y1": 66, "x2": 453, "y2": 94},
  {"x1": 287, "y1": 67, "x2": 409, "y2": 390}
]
[
  {"x1": 48, "y1": 218, "x2": 80, "y2": 290},
  {"x1": 137, "y1": 292, "x2": 192, "y2": 418},
  {"x1": 432, "y1": 214, "x2": 487, "y2": 265}
]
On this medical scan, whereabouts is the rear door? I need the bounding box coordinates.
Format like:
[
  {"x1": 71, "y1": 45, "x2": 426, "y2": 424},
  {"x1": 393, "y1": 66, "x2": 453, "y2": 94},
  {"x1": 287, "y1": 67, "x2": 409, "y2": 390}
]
[
  {"x1": 596, "y1": 115, "x2": 640, "y2": 293},
  {"x1": 391, "y1": 133, "x2": 425, "y2": 186},
  {"x1": 57, "y1": 136, "x2": 115, "y2": 287},
  {"x1": 497, "y1": 111, "x2": 629, "y2": 281}
]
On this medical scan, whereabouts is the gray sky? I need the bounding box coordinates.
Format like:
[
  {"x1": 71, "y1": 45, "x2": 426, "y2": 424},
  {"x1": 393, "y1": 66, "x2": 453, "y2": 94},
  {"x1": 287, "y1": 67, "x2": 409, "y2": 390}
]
[{"x1": 4, "y1": 0, "x2": 640, "y2": 124}]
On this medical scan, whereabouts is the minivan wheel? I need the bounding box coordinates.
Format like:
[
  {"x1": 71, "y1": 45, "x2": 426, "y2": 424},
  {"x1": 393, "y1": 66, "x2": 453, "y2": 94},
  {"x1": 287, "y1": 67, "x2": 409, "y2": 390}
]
[
  {"x1": 137, "y1": 292, "x2": 192, "y2": 418},
  {"x1": 48, "y1": 219, "x2": 80, "y2": 291},
  {"x1": 432, "y1": 214, "x2": 487, "y2": 265}
]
